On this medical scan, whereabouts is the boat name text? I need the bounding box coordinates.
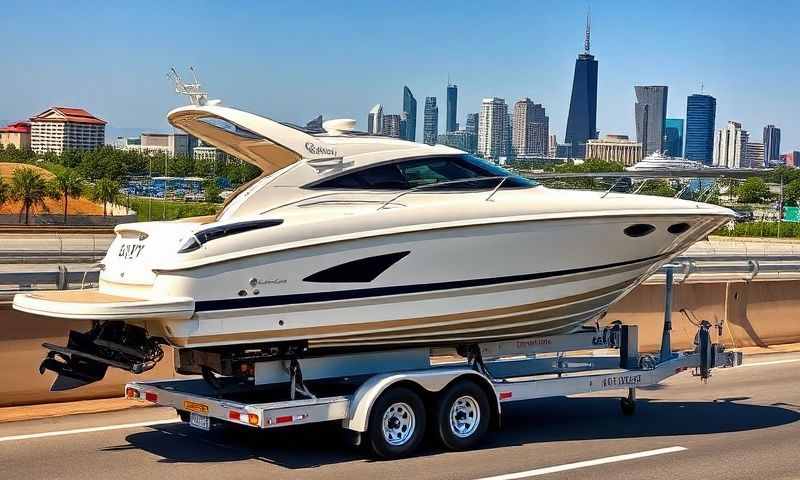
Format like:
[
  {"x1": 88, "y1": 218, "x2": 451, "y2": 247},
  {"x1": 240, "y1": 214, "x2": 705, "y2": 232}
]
[
  {"x1": 118, "y1": 244, "x2": 145, "y2": 260},
  {"x1": 305, "y1": 142, "x2": 337, "y2": 156}
]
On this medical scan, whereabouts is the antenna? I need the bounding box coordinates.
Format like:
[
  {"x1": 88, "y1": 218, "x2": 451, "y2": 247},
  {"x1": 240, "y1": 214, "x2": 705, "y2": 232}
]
[
  {"x1": 168, "y1": 66, "x2": 210, "y2": 106},
  {"x1": 584, "y1": 5, "x2": 591, "y2": 53},
  {"x1": 700, "y1": 81, "x2": 705, "y2": 95}
]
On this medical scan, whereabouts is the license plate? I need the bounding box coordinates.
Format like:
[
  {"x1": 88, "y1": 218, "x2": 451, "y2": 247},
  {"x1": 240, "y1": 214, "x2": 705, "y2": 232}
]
[{"x1": 189, "y1": 412, "x2": 210, "y2": 431}]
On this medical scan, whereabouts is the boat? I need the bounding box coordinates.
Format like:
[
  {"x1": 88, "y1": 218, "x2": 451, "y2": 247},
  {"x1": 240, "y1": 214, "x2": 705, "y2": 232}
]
[
  {"x1": 13, "y1": 88, "x2": 734, "y2": 390},
  {"x1": 626, "y1": 151, "x2": 706, "y2": 172}
]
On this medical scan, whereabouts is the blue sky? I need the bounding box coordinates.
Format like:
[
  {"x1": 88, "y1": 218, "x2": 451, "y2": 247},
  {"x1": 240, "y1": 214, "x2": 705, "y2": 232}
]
[{"x1": 1, "y1": 0, "x2": 798, "y2": 149}]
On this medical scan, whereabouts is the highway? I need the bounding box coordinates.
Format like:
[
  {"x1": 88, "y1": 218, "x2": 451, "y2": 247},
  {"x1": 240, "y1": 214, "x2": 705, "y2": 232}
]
[{"x1": 1, "y1": 351, "x2": 798, "y2": 480}]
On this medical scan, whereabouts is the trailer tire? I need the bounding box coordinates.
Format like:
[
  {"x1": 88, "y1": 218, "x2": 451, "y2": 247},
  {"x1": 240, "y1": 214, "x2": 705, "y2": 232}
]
[
  {"x1": 366, "y1": 386, "x2": 426, "y2": 459},
  {"x1": 434, "y1": 379, "x2": 490, "y2": 451},
  {"x1": 177, "y1": 409, "x2": 190, "y2": 422},
  {"x1": 620, "y1": 397, "x2": 636, "y2": 416}
]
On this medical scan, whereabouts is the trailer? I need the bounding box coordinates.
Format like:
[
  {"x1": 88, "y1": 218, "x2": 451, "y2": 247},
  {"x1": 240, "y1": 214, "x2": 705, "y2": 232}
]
[{"x1": 125, "y1": 266, "x2": 743, "y2": 459}]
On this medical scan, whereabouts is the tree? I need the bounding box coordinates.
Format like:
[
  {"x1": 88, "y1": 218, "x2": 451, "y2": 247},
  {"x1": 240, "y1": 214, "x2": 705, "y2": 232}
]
[
  {"x1": 736, "y1": 177, "x2": 771, "y2": 204},
  {"x1": 783, "y1": 179, "x2": 800, "y2": 207},
  {"x1": 203, "y1": 179, "x2": 222, "y2": 203},
  {"x1": 50, "y1": 168, "x2": 84, "y2": 224},
  {"x1": 10, "y1": 167, "x2": 49, "y2": 224},
  {"x1": 91, "y1": 178, "x2": 120, "y2": 217},
  {"x1": 639, "y1": 179, "x2": 677, "y2": 197},
  {"x1": 0, "y1": 177, "x2": 9, "y2": 210}
]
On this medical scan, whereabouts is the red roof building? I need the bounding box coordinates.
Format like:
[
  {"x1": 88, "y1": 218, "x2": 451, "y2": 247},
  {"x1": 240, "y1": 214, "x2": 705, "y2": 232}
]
[
  {"x1": 0, "y1": 122, "x2": 32, "y2": 150},
  {"x1": 29, "y1": 107, "x2": 106, "y2": 154}
]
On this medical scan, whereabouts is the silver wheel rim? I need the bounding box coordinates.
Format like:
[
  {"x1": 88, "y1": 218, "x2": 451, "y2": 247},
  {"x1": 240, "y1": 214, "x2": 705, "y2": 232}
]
[
  {"x1": 449, "y1": 395, "x2": 480, "y2": 438},
  {"x1": 382, "y1": 402, "x2": 416, "y2": 446}
]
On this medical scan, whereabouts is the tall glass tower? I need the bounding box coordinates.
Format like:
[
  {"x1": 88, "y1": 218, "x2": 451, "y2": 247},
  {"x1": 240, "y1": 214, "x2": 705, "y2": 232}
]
[
  {"x1": 423, "y1": 96, "x2": 438, "y2": 145},
  {"x1": 685, "y1": 94, "x2": 716, "y2": 165},
  {"x1": 664, "y1": 118, "x2": 684, "y2": 157},
  {"x1": 564, "y1": 14, "x2": 598, "y2": 158},
  {"x1": 634, "y1": 86, "x2": 668, "y2": 155},
  {"x1": 446, "y1": 83, "x2": 458, "y2": 132},
  {"x1": 402, "y1": 86, "x2": 417, "y2": 142}
]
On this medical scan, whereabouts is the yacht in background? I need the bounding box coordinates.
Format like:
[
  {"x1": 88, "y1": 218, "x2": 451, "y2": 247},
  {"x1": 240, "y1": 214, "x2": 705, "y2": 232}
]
[{"x1": 626, "y1": 151, "x2": 706, "y2": 172}]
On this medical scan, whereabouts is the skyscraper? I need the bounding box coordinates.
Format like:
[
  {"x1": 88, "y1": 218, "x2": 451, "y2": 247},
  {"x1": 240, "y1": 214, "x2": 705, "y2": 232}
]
[
  {"x1": 763, "y1": 125, "x2": 781, "y2": 164},
  {"x1": 477, "y1": 97, "x2": 507, "y2": 160},
  {"x1": 367, "y1": 104, "x2": 383, "y2": 135},
  {"x1": 564, "y1": 13, "x2": 598, "y2": 159},
  {"x1": 713, "y1": 121, "x2": 748, "y2": 168},
  {"x1": 664, "y1": 118, "x2": 684, "y2": 157},
  {"x1": 402, "y1": 86, "x2": 417, "y2": 142},
  {"x1": 746, "y1": 142, "x2": 765, "y2": 168},
  {"x1": 382, "y1": 114, "x2": 402, "y2": 138},
  {"x1": 634, "y1": 86, "x2": 668, "y2": 155},
  {"x1": 685, "y1": 94, "x2": 716, "y2": 165},
  {"x1": 512, "y1": 98, "x2": 549, "y2": 157},
  {"x1": 465, "y1": 113, "x2": 479, "y2": 136},
  {"x1": 446, "y1": 83, "x2": 458, "y2": 133},
  {"x1": 423, "y1": 97, "x2": 438, "y2": 145}
]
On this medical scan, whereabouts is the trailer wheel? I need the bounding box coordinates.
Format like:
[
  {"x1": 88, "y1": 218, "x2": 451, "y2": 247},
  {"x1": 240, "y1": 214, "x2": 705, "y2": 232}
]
[
  {"x1": 434, "y1": 379, "x2": 490, "y2": 451},
  {"x1": 366, "y1": 386, "x2": 426, "y2": 459},
  {"x1": 176, "y1": 409, "x2": 190, "y2": 422}
]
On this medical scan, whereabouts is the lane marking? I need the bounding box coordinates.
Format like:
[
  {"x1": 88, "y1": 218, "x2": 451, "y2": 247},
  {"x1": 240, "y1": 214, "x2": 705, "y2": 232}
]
[
  {"x1": 0, "y1": 418, "x2": 181, "y2": 443},
  {"x1": 738, "y1": 358, "x2": 800, "y2": 368},
  {"x1": 473, "y1": 446, "x2": 687, "y2": 480}
]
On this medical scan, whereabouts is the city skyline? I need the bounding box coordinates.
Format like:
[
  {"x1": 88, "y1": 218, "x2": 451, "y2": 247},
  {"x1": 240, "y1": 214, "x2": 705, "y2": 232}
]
[{"x1": 1, "y1": 1, "x2": 799, "y2": 150}]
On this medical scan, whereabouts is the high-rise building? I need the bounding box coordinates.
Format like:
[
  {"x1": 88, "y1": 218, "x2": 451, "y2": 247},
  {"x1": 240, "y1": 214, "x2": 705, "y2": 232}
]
[
  {"x1": 685, "y1": 94, "x2": 716, "y2": 165},
  {"x1": 504, "y1": 113, "x2": 513, "y2": 160},
  {"x1": 763, "y1": 124, "x2": 781, "y2": 165},
  {"x1": 30, "y1": 107, "x2": 106, "y2": 154},
  {"x1": 437, "y1": 131, "x2": 476, "y2": 154},
  {"x1": 367, "y1": 104, "x2": 383, "y2": 134},
  {"x1": 382, "y1": 114, "x2": 402, "y2": 138},
  {"x1": 446, "y1": 83, "x2": 458, "y2": 133},
  {"x1": 634, "y1": 86, "x2": 668, "y2": 155},
  {"x1": 512, "y1": 98, "x2": 549, "y2": 157},
  {"x1": 465, "y1": 113, "x2": 479, "y2": 136},
  {"x1": 745, "y1": 142, "x2": 765, "y2": 168},
  {"x1": 713, "y1": 121, "x2": 748, "y2": 168},
  {"x1": 564, "y1": 13, "x2": 598, "y2": 159},
  {"x1": 548, "y1": 134, "x2": 558, "y2": 158},
  {"x1": 402, "y1": 86, "x2": 417, "y2": 141},
  {"x1": 586, "y1": 134, "x2": 643, "y2": 166},
  {"x1": 664, "y1": 118, "x2": 684, "y2": 157},
  {"x1": 477, "y1": 97, "x2": 508, "y2": 160},
  {"x1": 423, "y1": 97, "x2": 438, "y2": 145}
]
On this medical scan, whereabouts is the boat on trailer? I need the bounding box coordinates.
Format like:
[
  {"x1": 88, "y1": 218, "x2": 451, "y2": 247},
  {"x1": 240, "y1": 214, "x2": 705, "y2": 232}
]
[{"x1": 13, "y1": 74, "x2": 734, "y2": 390}]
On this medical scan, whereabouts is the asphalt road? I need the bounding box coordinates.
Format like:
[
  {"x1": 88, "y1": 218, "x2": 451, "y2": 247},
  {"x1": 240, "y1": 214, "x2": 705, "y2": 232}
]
[{"x1": 1, "y1": 352, "x2": 799, "y2": 480}]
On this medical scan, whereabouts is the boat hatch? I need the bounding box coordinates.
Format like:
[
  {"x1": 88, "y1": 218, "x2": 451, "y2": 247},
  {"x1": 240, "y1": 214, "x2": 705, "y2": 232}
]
[{"x1": 168, "y1": 105, "x2": 340, "y2": 176}]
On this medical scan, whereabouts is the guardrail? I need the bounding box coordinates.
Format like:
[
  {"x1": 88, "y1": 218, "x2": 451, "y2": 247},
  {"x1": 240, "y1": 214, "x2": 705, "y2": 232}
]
[{"x1": 2, "y1": 252, "x2": 800, "y2": 299}]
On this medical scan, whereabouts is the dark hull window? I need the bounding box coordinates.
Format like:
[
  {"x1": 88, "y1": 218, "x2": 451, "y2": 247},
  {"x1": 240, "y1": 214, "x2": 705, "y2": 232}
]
[
  {"x1": 309, "y1": 155, "x2": 536, "y2": 190},
  {"x1": 304, "y1": 251, "x2": 411, "y2": 283}
]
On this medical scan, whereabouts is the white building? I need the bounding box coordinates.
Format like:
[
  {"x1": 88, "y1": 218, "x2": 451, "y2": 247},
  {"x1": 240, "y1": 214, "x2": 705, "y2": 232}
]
[
  {"x1": 744, "y1": 142, "x2": 765, "y2": 168},
  {"x1": 30, "y1": 107, "x2": 106, "y2": 154},
  {"x1": 118, "y1": 132, "x2": 190, "y2": 157},
  {"x1": 382, "y1": 114, "x2": 402, "y2": 138},
  {"x1": 367, "y1": 104, "x2": 383, "y2": 135},
  {"x1": 478, "y1": 97, "x2": 508, "y2": 160},
  {"x1": 586, "y1": 135, "x2": 643, "y2": 166},
  {"x1": 713, "y1": 121, "x2": 748, "y2": 168}
]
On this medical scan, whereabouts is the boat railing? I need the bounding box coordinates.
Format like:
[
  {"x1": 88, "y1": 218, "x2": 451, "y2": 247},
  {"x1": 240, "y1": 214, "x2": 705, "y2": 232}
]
[
  {"x1": 376, "y1": 176, "x2": 508, "y2": 211},
  {"x1": 260, "y1": 176, "x2": 513, "y2": 214}
]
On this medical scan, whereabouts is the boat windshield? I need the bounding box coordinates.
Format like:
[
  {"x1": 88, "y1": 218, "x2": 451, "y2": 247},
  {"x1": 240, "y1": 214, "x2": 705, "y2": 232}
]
[{"x1": 310, "y1": 155, "x2": 537, "y2": 190}]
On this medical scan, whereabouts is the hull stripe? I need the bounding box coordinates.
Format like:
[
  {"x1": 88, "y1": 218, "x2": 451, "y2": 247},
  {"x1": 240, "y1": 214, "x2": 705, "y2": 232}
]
[{"x1": 194, "y1": 250, "x2": 676, "y2": 312}]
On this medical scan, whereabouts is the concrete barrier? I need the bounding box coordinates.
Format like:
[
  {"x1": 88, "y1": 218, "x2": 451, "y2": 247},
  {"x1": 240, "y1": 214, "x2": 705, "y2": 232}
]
[{"x1": 1, "y1": 279, "x2": 799, "y2": 407}]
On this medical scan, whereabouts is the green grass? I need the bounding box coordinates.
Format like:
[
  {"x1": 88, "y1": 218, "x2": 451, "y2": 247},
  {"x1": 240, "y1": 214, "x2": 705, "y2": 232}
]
[
  {"x1": 126, "y1": 197, "x2": 221, "y2": 222},
  {"x1": 715, "y1": 221, "x2": 800, "y2": 238}
]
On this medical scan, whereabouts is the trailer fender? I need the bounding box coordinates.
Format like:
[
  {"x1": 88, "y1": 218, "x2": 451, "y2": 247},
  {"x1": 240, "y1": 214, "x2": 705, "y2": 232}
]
[{"x1": 344, "y1": 368, "x2": 498, "y2": 433}]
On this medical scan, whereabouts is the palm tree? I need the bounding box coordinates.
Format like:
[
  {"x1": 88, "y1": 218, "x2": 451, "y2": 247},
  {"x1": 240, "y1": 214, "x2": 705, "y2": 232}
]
[
  {"x1": 50, "y1": 168, "x2": 84, "y2": 224},
  {"x1": 91, "y1": 178, "x2": 120, "y2": 217},
  {"x1": 10, "y1": 168, "x2": 48, "y2": 225},
  {"x1": 0, "y1": 177, "x2": 9, "y2": 210}
]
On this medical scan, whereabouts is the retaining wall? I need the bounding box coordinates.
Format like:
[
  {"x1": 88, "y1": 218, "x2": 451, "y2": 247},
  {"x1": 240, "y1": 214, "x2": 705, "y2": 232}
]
[{"x1": 1, "y1": 279, "x2": 798, "y2": 407}]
